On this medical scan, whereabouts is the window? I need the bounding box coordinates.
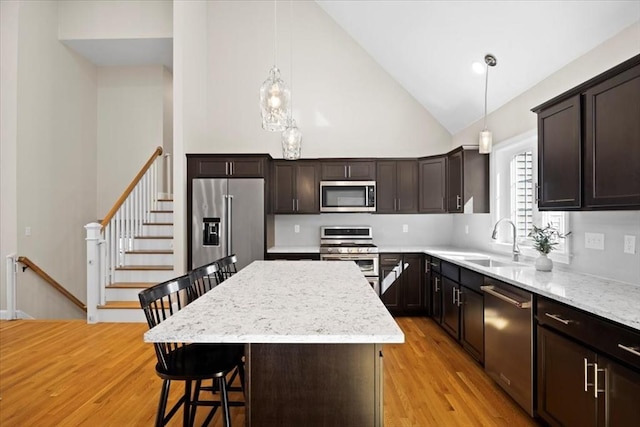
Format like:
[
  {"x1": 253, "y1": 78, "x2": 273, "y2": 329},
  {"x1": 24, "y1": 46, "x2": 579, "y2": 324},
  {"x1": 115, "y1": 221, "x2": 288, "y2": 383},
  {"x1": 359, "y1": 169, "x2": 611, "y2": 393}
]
[{"x1": 492, "y1": 130, "x2": 570, "y2": 261}]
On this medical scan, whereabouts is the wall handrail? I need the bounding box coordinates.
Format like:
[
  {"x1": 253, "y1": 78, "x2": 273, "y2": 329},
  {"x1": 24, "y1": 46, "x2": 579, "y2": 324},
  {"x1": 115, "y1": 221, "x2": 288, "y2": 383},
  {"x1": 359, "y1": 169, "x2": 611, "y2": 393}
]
[
  {"x1": 17, "y1": 256, "x2": 87, "y2": 313},
  {"x1": 100, "y1": 146, "x2": 163, "y2": 229}
]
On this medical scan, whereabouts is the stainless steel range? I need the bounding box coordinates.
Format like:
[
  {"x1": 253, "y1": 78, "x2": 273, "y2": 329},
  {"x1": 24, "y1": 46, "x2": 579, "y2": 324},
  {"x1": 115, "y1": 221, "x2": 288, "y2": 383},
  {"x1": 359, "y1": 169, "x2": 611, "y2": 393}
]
[{"x1": 319, "y1": 226, "x2": 379, "y2": 293}]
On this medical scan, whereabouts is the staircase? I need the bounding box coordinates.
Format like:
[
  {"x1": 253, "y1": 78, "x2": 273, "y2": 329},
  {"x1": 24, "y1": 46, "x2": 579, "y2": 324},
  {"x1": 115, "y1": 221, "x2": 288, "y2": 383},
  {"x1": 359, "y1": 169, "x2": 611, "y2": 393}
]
[{"x1": 96, "y1": 198, "x2": 175, "y2": 322}]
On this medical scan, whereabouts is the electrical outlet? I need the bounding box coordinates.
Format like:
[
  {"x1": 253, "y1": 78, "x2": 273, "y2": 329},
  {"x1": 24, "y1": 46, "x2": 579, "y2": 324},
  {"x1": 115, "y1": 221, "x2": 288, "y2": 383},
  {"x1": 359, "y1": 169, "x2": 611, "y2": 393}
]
[
  {"x1": 402, "y1": 224, "x2": 409, "y2": 233},
  {"x1": 585, "y1": 232, "x2": 605, "y2": 250},
  {"x1": 294, "y1": 224, "x2": 300, "y2": 234},
  {"x1": 624, "y1": 235, "x2": 636, "y2": 254},
  {"x1": 25, "y1": 226, "x2": 31, "y2": 236},
  {"x1": 465, "y1": 225, "x2": 469, "y2": 235}
]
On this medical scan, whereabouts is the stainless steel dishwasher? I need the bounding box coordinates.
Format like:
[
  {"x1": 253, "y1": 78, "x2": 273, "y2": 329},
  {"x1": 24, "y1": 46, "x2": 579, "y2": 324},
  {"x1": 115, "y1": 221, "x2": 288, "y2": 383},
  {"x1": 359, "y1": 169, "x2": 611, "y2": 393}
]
[{"x1": 482, "y1": 277, "x2": 534, "y2": 416}]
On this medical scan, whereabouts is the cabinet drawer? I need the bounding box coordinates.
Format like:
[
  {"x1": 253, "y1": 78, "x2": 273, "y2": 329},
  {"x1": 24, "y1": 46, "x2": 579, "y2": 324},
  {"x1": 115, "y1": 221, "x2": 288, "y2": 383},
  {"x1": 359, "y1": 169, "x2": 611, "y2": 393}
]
[
  {"x1": 594, "y1": 317, "x2": 640, "y2": 371},
  {"x1": 380, "y1": 254, "x2": 402, "y2": 265},
  {"x1": 441, "y1": 261, "x2": 459, "y2": 282},
  {"x1": 537, "y1": 297, "x2": 595, "y2": 345},
  {"x1": 537, "y1": 297, "x2": 640, "y2": 370},
  {"x1": 460, "y1": 268, "x2": 483, "y2": 293}
]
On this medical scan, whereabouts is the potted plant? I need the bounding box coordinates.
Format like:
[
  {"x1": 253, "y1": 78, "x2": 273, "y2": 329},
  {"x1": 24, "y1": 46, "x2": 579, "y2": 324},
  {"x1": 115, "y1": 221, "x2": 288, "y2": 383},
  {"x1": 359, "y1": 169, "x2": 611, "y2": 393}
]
[{"x1": 528, "y1": 223, "x2": 570, "y2": 271}]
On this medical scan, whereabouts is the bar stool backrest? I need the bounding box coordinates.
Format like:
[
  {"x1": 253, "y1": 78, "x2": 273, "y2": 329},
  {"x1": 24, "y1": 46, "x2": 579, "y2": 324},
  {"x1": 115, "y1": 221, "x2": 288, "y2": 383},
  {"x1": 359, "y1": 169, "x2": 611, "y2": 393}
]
[
  {"x1": 189, "y1": 262, "x2": 221, "y2": 301},
  {"x1": 215, "y1": 254, "x2": 238, "y2": 283},
  {"x1": 138, "y1": 274, "x2": 193, "y2": 371}
]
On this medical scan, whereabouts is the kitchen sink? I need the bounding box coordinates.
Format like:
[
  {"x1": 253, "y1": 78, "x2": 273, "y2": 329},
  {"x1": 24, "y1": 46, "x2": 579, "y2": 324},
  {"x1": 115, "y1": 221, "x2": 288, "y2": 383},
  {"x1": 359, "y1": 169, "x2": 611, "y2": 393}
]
[{"x1": 466, "y1": 258, "x2": 515, "y2": 268}]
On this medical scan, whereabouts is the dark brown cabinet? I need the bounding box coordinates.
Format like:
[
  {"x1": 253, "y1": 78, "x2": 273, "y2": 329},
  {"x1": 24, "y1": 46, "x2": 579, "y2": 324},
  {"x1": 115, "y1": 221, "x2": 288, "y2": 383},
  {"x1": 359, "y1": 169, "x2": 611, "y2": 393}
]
[
  {"x1": 419, "y1": 156, "x2": 447, "y2": 213},
  {"x1": 265, "y1": 253, "x2": 320, "y2": 261},
  {"x1": 320, "y1": 161, "x2": 375, "y2": 181},
  {"x1": 272, "y1": 161, "x2": 319, "y2": 214},
  {"x1": 376, "y1": 160, "x2": 418, "y2": 213},
  {"x1": 537, "y1": 296, "x2": 640, "y2": 427},
  {"x1": 189, "y1": 155, "x2": 267, "y2": 178},
  {"x1": 584, "y1": 63, "x2": 640, "y2": 208},
  {"x1": 537, "y1": 95, "x2": 582, "y2": 209},
  {"x1": 438, "y1": 261, "x2": 484, "y2": 363},
  {"x1": 446, "y1": 147, "x2": 489, "y2": 214},
  {"x1": 379, "y1": 253, "x2": 424, "y2": 315},
  {"x1": 533, "y1": 54, "x2": 640, "y2": 211},
  {"x1": 427, "y1": 256, "x2": 442, "y2": 323}
]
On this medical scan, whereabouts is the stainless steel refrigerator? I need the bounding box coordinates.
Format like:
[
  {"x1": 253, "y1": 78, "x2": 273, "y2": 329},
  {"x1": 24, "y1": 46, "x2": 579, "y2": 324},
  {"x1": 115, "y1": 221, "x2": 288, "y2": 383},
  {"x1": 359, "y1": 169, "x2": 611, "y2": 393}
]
[{"x1": 192, "y1": 178, "x2": 265, "y2": 270}]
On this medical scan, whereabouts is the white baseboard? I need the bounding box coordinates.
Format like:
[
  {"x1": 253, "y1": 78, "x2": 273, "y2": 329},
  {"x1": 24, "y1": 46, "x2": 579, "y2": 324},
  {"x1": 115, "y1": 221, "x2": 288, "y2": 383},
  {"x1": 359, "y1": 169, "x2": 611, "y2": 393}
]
[{"x1": 0, "y1": 309, "x2": 33, "y2": 320}]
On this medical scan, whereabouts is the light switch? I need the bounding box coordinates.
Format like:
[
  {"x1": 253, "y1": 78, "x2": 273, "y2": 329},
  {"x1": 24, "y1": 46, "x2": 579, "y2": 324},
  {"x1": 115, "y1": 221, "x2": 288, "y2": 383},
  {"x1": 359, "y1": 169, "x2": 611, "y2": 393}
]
[
  {"x1": 624, "y1": 235, "x2": 636, "y2": 254},
  {"x1": 402, "y1": 224, "x2": 409, "y2": 233},
  {"x1": 585, "y1": 232, "x2": 605, "y2": 250},
  {"x1": 294, "y1": 224, "x2": 300, "y2": 233}
]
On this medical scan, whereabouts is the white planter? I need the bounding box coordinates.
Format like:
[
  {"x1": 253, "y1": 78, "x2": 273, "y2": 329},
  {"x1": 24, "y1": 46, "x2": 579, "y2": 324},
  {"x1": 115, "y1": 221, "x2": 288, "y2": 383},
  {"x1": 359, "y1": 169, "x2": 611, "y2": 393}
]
[{"x1": 535, "y1": 253, "x2": 553, "y2": 272}]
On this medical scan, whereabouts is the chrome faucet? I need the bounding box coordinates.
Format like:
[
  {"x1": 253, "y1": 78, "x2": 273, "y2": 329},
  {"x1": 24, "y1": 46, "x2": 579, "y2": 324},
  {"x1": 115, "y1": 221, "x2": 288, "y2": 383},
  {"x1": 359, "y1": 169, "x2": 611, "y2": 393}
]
[{"x1": 492, "y1": 218, "x2": 520, "y2": 262}]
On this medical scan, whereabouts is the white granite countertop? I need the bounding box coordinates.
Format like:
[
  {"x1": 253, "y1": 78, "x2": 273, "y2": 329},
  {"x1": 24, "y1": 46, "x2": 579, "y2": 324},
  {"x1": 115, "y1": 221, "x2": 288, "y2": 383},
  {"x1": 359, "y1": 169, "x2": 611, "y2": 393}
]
[
  {"x1": 144, "y1": 261, "x2": 404, "y2": 344},
  {"x1": 420, "y1": 246, "x2": 640, "y2": 331},
  {"x1": 267, "y1": 246, "x2": 320, "y2": 253}
]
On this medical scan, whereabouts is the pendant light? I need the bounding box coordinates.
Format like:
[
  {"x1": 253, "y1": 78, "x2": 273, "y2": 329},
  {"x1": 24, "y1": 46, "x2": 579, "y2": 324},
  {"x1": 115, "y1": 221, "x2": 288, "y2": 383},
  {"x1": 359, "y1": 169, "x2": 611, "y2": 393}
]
[
  {"x1": 260, "y1": 1, "x2": 290, "y2": 132},
  {"x1": 479, "y1": 54, "x2": 497, "y2": 154},
  {"x1": 281, "y1": 0, "x2": 301, "y2": 160}
]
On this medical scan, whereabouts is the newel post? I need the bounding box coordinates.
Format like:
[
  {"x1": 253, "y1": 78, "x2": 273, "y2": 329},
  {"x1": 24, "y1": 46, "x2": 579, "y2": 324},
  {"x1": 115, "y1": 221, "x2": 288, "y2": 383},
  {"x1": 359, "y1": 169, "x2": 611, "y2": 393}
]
[
  {"x1": 5, "y1": 254, "x2": 17, "y2": 320},
  {"x1": 85, "y1": 223, "x2": 101, "y2": 324}
]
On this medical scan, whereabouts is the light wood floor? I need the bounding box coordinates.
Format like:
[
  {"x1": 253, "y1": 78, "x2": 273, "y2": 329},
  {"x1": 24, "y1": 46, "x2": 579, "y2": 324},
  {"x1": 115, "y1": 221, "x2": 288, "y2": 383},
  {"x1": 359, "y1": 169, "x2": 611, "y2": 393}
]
[{"x1": 0, "y1": 317, "x2": 537, "y2": 426}]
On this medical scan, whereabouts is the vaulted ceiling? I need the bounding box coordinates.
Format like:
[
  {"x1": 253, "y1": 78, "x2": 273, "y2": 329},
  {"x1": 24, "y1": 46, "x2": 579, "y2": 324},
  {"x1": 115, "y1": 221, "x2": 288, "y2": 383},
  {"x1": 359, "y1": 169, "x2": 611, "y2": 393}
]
[{"x1": 317, "y1": 0, "x2": 640, "y2": 134}]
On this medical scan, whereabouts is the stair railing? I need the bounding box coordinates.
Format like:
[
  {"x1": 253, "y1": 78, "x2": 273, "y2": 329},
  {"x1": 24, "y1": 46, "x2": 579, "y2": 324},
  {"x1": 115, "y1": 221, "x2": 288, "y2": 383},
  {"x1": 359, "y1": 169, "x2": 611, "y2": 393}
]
[
  {"x1": 4, "y1": 254, "x2": 86, "y2": 319},
  {"x1": 85, "y1": 146, "x2": 167, "y2": 323}
]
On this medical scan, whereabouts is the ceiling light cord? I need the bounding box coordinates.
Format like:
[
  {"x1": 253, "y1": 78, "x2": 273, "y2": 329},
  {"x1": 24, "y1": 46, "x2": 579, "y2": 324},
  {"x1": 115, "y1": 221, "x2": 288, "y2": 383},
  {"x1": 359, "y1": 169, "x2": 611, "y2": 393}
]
[
  {"x1": 289, "y1": 0, "x2": 293, "y2": 116},
  {"x1": 273, "y1": 0, "x2": 277, "y2": 67},
  {"x1": 483, "y1": 62, "x2": 489, "y2": 129}
]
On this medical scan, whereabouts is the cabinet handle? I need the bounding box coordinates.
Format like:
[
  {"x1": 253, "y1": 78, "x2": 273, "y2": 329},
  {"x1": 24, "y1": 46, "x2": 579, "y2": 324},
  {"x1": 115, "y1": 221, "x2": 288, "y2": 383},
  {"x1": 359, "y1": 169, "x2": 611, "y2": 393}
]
[
  {"x1": 230, "y1": 162, "x2": 234, "y2": 175},
  {"x1": 618, "y1": 343, "x2": 640, "y2": 357},
  {"x1": 292, "y1": 199, "x2": 296, "y2": 211},
  {"x1": 544, "y1": 312, "x2": 572, "y2": 325},
  {"x1": 348, "y1": 165, "x2": 351, "y2": 178},
  {"x1": 434, "y1": 277, "x2": 440, "y2": 292},
  {"x1": 453, "y1": 287, "x2": 458, "y2": 305},
  {"x1": 481, "y1": 285, "x2": 532, "y2": 309},
  {"x1": 456, "y1": 195, "x2": 462, "y2": 210},
  {"x1": 457, "y1": 289, "x2": 463, "y2": 306},
  {"x1": 296, "y1": 199, "x2": 299, "y2": 211},
  {"x1": 344, "y1": 166, "x2": 348, "y2": 178},
  {"x1": 397, "y1": 198, "x2": 401, "y2": 210},
  {"x1": 225, "y1": 162, "x2": 230, "y2": 176},
  {"x1": 584, "y1": 358, "x2": 592, "y2": 392},
  {"x1": 594, "y1": 363, "x2": 606, "y2": 399}
]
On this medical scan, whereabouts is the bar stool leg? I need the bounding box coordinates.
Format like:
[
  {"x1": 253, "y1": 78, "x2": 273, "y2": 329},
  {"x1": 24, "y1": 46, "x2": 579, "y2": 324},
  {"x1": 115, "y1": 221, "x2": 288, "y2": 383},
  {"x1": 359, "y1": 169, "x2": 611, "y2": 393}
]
[
  {"x1": 218, "y1": 377, "x2": 231, "y2": 427},
  {"x1": 156, "y1": 380, "x2": 170, "y2": 427},
  {"x1": 183, "y1": 380, "x2": 192, "y2": 426}
]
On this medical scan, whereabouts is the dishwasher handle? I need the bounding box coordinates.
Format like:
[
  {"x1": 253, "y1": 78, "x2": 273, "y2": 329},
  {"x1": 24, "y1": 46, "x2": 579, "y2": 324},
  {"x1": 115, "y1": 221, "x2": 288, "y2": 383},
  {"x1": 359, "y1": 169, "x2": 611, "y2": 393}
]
[{"x1": 481, "y1": 285, "x2": 532, "y2": 309}]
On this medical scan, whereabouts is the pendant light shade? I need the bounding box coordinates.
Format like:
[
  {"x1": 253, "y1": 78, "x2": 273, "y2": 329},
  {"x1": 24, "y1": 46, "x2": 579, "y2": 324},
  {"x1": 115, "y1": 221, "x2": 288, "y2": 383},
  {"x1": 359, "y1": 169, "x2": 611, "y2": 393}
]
[
  {"x1": 479, "y1": 54, "x2": 497, "y2": 154},
  {"x1": 260, "y1": 66, "x2": 290, "y2": 132},
  {"x1": 282, "y1": 118, "x2": 302, "y2": 160}
]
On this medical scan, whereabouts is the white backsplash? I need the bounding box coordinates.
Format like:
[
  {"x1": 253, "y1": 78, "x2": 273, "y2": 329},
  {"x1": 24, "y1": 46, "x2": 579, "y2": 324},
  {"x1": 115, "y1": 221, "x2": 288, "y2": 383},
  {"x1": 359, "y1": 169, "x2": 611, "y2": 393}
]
[
  {"x1": 274, "y1": 214, "x2": 453, "y2": 247},
  {"x1": 275, "y1": 210, "x2": 639, "y2": 285},
  {"x1": 451, "y1": 211, "x2": 640, "y2": 285}
]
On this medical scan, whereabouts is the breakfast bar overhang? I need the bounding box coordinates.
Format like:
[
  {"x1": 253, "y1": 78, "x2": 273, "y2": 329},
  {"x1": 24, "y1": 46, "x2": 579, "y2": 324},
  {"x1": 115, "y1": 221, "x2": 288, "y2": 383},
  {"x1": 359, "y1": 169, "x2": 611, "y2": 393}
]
[{"x1": 144, "y1": 261, "x2": 405, "y2": 426}]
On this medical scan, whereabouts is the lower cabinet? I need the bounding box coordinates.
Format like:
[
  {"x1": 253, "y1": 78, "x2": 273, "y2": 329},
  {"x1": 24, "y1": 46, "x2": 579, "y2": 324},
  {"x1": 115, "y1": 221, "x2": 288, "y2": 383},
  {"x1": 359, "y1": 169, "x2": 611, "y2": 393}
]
[
  {"x1": 437, "y1": 261, "x2": 484, "y2": 364},
  {"x1": 427, "y1": 257, "x2": 442, "y2": 323},
  {"x1": 537, "y1": 297, "x2": 640, "y2": 427},
  {"x1": 265, "y1": 253, "x2": 320, "y2": 261},
  {"x1": 379, "y1": 253, "x2": 425, "y2": 316}
]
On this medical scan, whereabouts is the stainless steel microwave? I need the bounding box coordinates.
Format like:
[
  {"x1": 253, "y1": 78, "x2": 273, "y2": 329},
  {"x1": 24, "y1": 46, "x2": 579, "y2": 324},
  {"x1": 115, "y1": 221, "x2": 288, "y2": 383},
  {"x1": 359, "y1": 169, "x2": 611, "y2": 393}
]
[{"x1": 320, "y1": 181, "x2": 376, "y2": 212}]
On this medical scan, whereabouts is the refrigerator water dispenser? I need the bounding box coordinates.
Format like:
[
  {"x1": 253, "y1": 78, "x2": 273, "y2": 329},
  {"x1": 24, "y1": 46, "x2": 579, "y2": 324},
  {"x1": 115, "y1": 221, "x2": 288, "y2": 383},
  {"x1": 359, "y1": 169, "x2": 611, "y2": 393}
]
[{"x1": 203, "y1": 217, "x2": 220, "y2": 246}]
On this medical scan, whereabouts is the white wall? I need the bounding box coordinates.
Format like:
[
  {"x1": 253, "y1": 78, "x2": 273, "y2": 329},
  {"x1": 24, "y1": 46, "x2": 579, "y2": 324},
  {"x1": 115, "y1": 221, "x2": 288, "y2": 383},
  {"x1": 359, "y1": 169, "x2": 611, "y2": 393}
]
[
  {"x1": 450, "y1": 23, "x2": 640, "y2": 285},
  {"x1": 186, "y1": 1, "x2": 451, "y2": 157},
  {"x1": 13, "y1": 0, "x2": 98, "y2": 318},
  {"x1": 58, "y1": 0, "x2": 172, "y2": 40},
  {"x1": 96, "y1": 66, "x2": 165, "y2": 216},
  {"x1": 0, "y1": 0, "x2": 20, "y2": 312}
]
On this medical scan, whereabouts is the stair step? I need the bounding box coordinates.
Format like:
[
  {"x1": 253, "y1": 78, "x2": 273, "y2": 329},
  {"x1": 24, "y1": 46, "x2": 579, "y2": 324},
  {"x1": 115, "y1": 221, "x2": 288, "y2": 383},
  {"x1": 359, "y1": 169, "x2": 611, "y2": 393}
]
[
  {"x1": 107, "y1": 282, "x2": 157, "y2": 289},
  {"x1": 125, "y1": 250, "x2": 173, "y2": 255},
  {"x1": 98, "y1": 301, "x2": 143, "y2": 309},
  {"x1": 115, "y1": 265, "x2": 173, "y2": 271}
]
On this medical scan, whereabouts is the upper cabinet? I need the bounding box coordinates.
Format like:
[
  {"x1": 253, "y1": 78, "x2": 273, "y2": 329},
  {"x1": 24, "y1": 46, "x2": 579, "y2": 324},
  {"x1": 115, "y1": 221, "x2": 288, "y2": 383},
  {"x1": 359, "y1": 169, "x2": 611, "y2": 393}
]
[
  {"x1": 584, "y1": 64, "x2": 640, "y2": 208},
  {"x1": 376, "y1": 160, "x2": 418, "y2": 213},
  {"x1": 533, "y1": 54, "x2": 640, "y2": 211},
  {"x1": 272, "y1": 161, "x2": 319, "y2": 214},
  {"x1": 320, "y1": 160, "x2": 376, "y2": 181},
  {"x1": 537, "y1": 96, "x2": 582, "y2": 209},
  {"x1": 419, "y1": 156, "x2": 447, "y2": 213},
  {"x1": 188, "y1": 155, "x2": 268, "y2": 178},
  {"x1": 446, "y1": 147, "x2": 489, "y2": 214}
]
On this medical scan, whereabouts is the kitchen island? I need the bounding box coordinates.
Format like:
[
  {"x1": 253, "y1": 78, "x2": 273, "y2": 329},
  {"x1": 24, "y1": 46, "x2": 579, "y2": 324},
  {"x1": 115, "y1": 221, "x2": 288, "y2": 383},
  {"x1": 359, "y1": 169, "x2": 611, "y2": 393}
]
[{"x1": 144, "y1": 261, "x2": 404, "y2": 426}]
